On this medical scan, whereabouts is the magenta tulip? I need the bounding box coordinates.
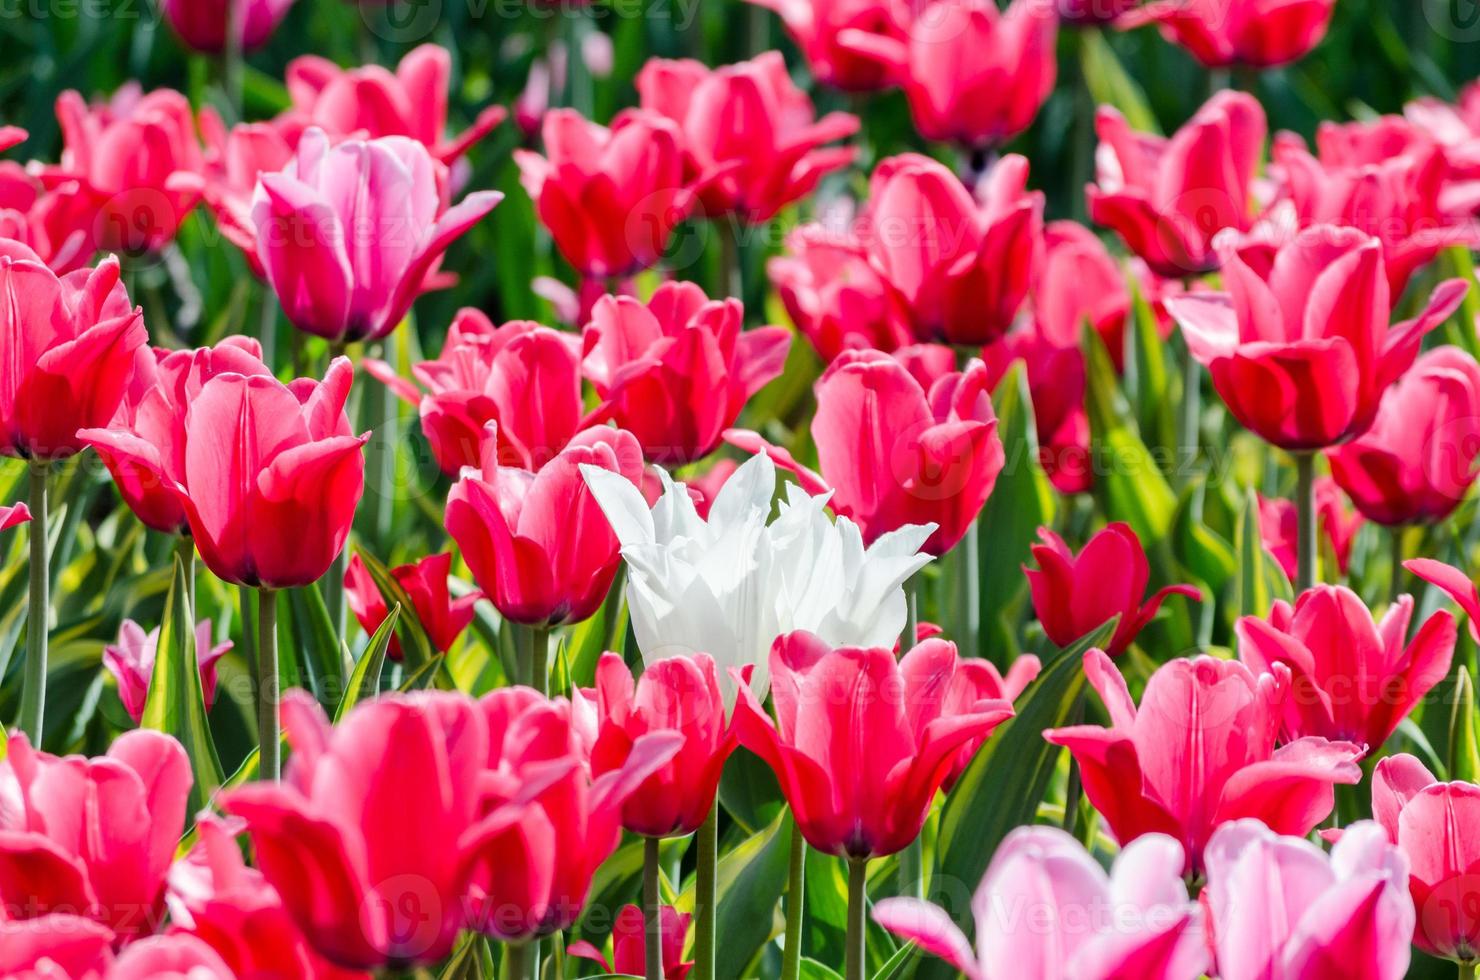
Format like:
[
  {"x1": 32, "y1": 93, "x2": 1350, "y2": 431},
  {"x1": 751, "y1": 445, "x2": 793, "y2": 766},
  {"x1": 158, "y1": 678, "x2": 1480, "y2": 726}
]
[
  {"x1": 159, "y1": 0, "x2": 294, "y2": 53},
  {"x1": 568, "y1": 904, "x2": 694, "y2": 979},
  {"x1": 1119, "y1": 0, "x2": 1336, "y2": 68},
  {"x1": 0, "y1": 915, "x2": 114, "y2": 977},
  {"x1": 1407, "y1": 558, "x2": 1480, "y2": 644},
  {"x1": 199, "y1": 112, "x2": 296, "y2": 278},
  {"x1": 744, "y1": 0, "x2": 906, "y2": 91},
  {"x1": 103, "y1": 618, "x2": 232, "y2": 723},
  {"x1": 768, "y1": 224, "x2": 911, "y2": 362},
  {"x1": 109, "y1": 935, "x2": 236, "y2": 979},
  {"x1": 1259, "y1": 476, "x2": 1363, "y2": 582},
  {"x1": 343, "y1": 552, "x2": 480, "y2": 659},
  {"x1": 979, "y1": 325, "x2": 1093, "y2": 494}
]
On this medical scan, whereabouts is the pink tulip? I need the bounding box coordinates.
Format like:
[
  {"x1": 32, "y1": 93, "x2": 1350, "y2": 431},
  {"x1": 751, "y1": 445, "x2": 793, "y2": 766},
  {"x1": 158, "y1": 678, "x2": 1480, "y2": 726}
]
[
  {"x1": 282, "y1": 46, "x2": 507, "y2": 165},
  {"x1": 978, "y1": 326, "x2": 1093, "y2": 494},
  {"x1": 1044, "y1": 649, "x2": 1363, "y2": 872},
  {"x1": 1088, "y1": 91, "x2": 1265, "y2": 278},
  {"x1": 0, "y1": 914, "x2": 114, "y2": 977},
  {"x1": 158, "y1": 0, "x2": 293, "y2": 53},
  {"x1": 79, "y1": 336, "x2": 272, "y2": 535},
  {"x1": 1406, "y1": 558, "x2": 1480, "y2": 643},
  {"x1": 463, "y1": 688, "x2": 682, "y2": 941},
  {"x1": 364, "y1": 309, "x2": 587, "y2": 475},
  {"x1": 1166, "y1": 228, "x2": 1467, "y2": 450},
  {"x1": 1056, "y1": 0, "x2": 1142, "y2": 25},
  {"x1": 42, "y1": 87, "x2": 206, "y2": 254},
  {"x1": 0, "y1": 502, "x2": 30, "y2": 531},
  {"x1": 583, "y1": 652, "x2": 736, "y2": 838},
  {"x1": 0, "y1": 126, "x2": 23, "y2": 152},
  {"x1": 445, "y1": 425, "x2": 644, "y2": 626},
  {"x1": 1368, "y1": 754, "x2": 1480, "y2": 962},
  {"x1": 874, "y1": 827, "x2": 1206, "y2": 980},
  {"x1": 745, "y1": 0, "x2": 906, "y2": 91},
  {"x1": 223, "y1": 691, "x2": 494, "y2": 968},
  {"x1": 1036, "y1": 220, "x2": 1151, "y2": 358},
  {"x1": 103, "y1": 618, "x2": 232, "y2": 723},
  {"x1": 1258, "y1": 476, "x2": 1363, "y2": 583},
  {"x1": 1119, "y1": 0, "x2": 1336, "y2": 68},
  {"x1": 1236, "y1": 585, "x2": 1456, "y2": 749},
  {"x1": 860, "y1": 153, "x2": 1042, "y2": 345},
  {"x1": 343, "y1": 552, "x2": 480, "y2": 659},
  {"x1": 728, "y1": 349, "x2": 1003, "y2": 555},
  {"x1": 0, "y1": 244, "x2": 146, "y2": 461},
  {"x1": 1026, "y1": 524, "x2": 1201, "y2": 656},
  {"x1": 733, "y1": 632, "x2": 1015, "y2": 858},
  {"x1": 1327, "y1": 346, "x2": 1480, "y2": 526},
  {"x1": 583, "y1": 282, "x2": 791, "y2": 464},
  {"x1": 768, "y1": 224, "x2": 912, "y2": 362},
  {"x1": 198, "y1": 112, "x2": 296, "y2": 277},
  {"x1": 515, "y1": 109, "x2": 692, "y2": 279},
  {"x1": 841, "y1": 0, "x2": 1056, "y2": 149},
  {"x1": 636, "y1": 52, "x2": 857, "y2": 222},
  {"x1": 0, "y1": 161, "x2": 94, "y2": 273},
  {"x1": 252, "y1": 128, "x2": 501, "y2": 344},
  {"x1": 569, "y1": 904, "x2": 694, "y2": 980},
  {"x1": 108, "y1": 935, "x2": 236, "y2": 979},
  {"x1": 1203, "y1": 819, "x2": 1414, "y2": 980},
  {"x1": 0, "y1": 730, "x2": 191, "y2": 940},
  {"x1": 941, "y1": 654, "x2": 1040, "y2": 791}
]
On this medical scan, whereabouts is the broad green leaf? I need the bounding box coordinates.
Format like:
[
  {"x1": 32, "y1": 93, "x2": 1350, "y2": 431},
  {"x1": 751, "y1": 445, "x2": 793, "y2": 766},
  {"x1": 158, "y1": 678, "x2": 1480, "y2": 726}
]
[
  {"x1": 799, "y1": 959, "x2": 844, "y2": 980},
  {"x1": 1173, "y1": 476, "x2": 1237, "y2": 596},
  {"x1": 1439, "y1": 248, "x2": 1480, "y2": 361},
  {"x1": 872, "y1": 941, "x2": 920, "y2": 980},
  {"x1": 1125, "y1": 280, "x2": 1175, "y2": 462},
  {"x1": 354, "y1": 547, "x2": 435, "y2": 669},
  {"x1": 283, "y1": 584, "x2": 347, "y2": 703},
  {"x1": 334, "y1": 604, "x2": 399, "y2": 722},
  {"x1": 1448, "y1": 666, "x2": 1479, "y2": 784},
  {"x1": 719, "y1": 745, "x2": 786, "y2": 835},
  {"x1": 1235, "y1": 487, "x2": 1291, "y2": 619},
  {"x1": 1078, "y1": 29, "x2": 1159, "y2": 134}
]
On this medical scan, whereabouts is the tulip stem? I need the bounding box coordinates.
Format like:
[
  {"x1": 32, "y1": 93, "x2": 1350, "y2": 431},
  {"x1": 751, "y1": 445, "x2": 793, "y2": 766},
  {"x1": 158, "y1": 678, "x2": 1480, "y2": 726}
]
[
  {"x1": 643, "y1": 836, "x2": 663, "y2": 980},
  {"x1": 176, "y1": 536, "x2": 196, "y2": 613},
  {"x1": 694, "y1": 805, "x2": 718, "y2": 980},
  {"x1": 1295, "y1": 452, "x2": 1317, "y2": 592},
  {"x1": 530, "y1": 625, "x2": 551, "y2": 696},
  {"x1": 903, "y1": 574, "x2": 919, "y2": 652},
  {"x1": 961, "y1": 522, "x2": 979, "y2": 657},
  {"x1": 507, "y1": 941, "x2": 530, "y2": 980},
  {"x1": 717, "y1": 218, "x2": 743, "y2": 305},
  {"x1": 1390, "y1": 527, "x2": 1405, "y2": 605},
  {"x1": 20, "y1": 460, "x2": 49, "y2": 744},
  {"x1": 844, "y1": 857, "x2": 868, "y2": 980},
  {"x1": 781, "y1": 815, "x2": 806, "y2": 980},
  {"x1": 1458, "y1": 959, "x2": 1476, "y2": 980},
  {"x1": 257, "y1": 588, "x2": 281, "y2": 780},
  {"x1": 1177, "y1": 342, "x2": 1201, "y2": 486}
]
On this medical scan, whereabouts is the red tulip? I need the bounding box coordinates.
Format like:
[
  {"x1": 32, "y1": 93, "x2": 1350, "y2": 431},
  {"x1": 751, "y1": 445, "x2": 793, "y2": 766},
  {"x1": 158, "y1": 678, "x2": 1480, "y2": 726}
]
[
  {"x1": 1327, "y1": 346, "x2": 1480, "y2": 526},
  {"x1": 568, "y1": 904, "x2": 694, "y2": 980},
  {"x1": 1026, "y1": 524, "x2": 1201, "y2": 656},
  {"x1": 1166, "y1": 228, "x2": 1468, "y2": 450},
  {"x1": 446, "y1": 425, "x2": 644, "y2": 626},
  {"x1": 282, "y1": 46, "x2": 507, "y2": 165},
  {"x1": 0, "y1": 915, "x2": 114, "y2": 977},
  {"x1": 941, "y1": 654, "x2": 1040, "y2": 791},
  {"x1": 79, "y1": 336, "x2": 272, "y2": 535},
  {"x1": 103, "y1": 618, "x2": 232, "y2": 723},
  {"x1": 198, "y1": 112, "x2": 295, "y2": 277},
  {"x1": 0, "y1": 245, "x2": 146, "y2": 461},
  {"x1": 1406, "y1": 557, "x2": 1480, "y2": 643},
  {"x1": 842, "y1": 0, "x2": 1056, "y2": 149},
  {"x1": 0, "y1": 730, "x2": 191, "y2": 940},
  {"x1": 1088, "y1": 91, "x2": 1265, "y2": 278},
  {"x1": 222, "y1": 691, "x2": 493, "y2": 968},
  {"x1": 747, "y1": 0, "x2": 905, "y2": 91},
  {"x1": 733, "y1": 632, "x2": 1015, "y2": 858},
  {"x1": 1258, "y1": 476, "x2": 1363, "y2": 583},
  {"x1": 42, "y1": 87, "x2": 206, "y2": 254},
  {"x1": 1368, "y1": 753, "x2": 1480, "y2": 962},
  {"x1": 252, "y1": 128, "x2": 501, "y2": 344},
  {"x1": 1035, "y1": 221, "x2": 1135, "y2": 352},
  {"x1": 464, "y1": 688, "x2": 682, "y2": 941},
  {"x1": 1119, "y1": 0, "x2": 1335, "y2": 68},
  {"x1": 364, "y1": 309, "x2": 587, "y2": 475},
  {"x1": 1045, "y1": 650, "x2": 1363, "y2": 872},
  {"x1": 109, "y1": 935, "x2": 236, "y2": 979},
  {"x1": 860, "y1": 153, "x2": 1042, "y2": 345},
  {"x1": 768, "y1": 224, "x2": 911, "y2": 362},
  {"x1": 636, "y1": 52, "x2": 857, "y2": 222},
  {"x1": 0, "y1": 160, "x2": 94, "y2": 273},
  {"x1": 343, "y1": 552, "x2": 481, "y2": 658},
  {"x1": 728, "y1": 349, "x2": 1003, "y2": 555},
  {"x1": 583, "y1": 652, "x2": 736, "y2": 838},
  {"x1": 1237, "y1": 585, "x2": 1456, "y2": 749},
  {"x1": 515, "y1": 109, "x2": 692, "y2": 279},
  {"x1": 1055, "y1": 0, "x2": 1142, "y2": 25},
  {"x1": 159, "y1": 0, "x2": 293, "y2": 53},
  {"x1": 979, "y1": 326, "x2": 1092, "y2": 495},
  {"x1": 583, "y1": 282, "x2": 790, "y2": 464},
  {"x1": 0, "y1": 502, "x2": 30, "y2": 531}
]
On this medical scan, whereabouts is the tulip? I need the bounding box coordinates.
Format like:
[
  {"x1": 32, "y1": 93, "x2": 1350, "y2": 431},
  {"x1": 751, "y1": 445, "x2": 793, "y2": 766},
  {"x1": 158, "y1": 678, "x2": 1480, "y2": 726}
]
[
  {"x1": 941, "y1": 654, "x2": 1041, "y2": 791},
  {"x1": 1166, "y1": 228, "x2": 1467, "y2": 451},
  {"x1": 0, "y1": 161, "x2": 94, "y2": 273},
  {"x1": 344, "y1": 552, "x2": 480, "y2": 659},
  {"x1": 515, "y1": 109, "x2": 692, "y2": 279},
  {"x1": 768, "y1": 224, "x2": 912, "y2": 362},
  {"x1": 978, "y1": 326, "x2": 1093, "y2": 494},
  {"x1": 198, "y1": 112, "x2": 296, "y2": 277},
  {"x1": 583, "y1": 282, "x2": 791, "y2": 464},
  {"x1": 252, "y1": 127, "x2": 501, "y2": 344},
  {"x1": 568, "y1": 904, "x2": 694, "y2": 979},
  {"x1": 744, "y1": 0, "x2": 906, "y2": 91},
  {"x1": 636, "y1": 52, "x2": 858, "y2": 222},
  {"x1": 79, "y1": 336, "x2": 273, "y2": 537},
  {"x1": 0, "y1": 730, "x2": 191, "y2": 940},
  {"x1": 582, "y1": 452, "x2": 935, "y2": 702},
  {"x1": 108, "y1": 935, "x2": 238, "y2": 979},
  {"x1": 0, "y1": 126, "x2": 23, "y2": 151},
  {"x1": 1118, "y1": 0, "x2": 1336, "y2": 68},
  {"x1": 860, "y1": 153, "x2": 1042, "y2": 345},
  {"x1": 42, "y1": 87, "x2": 206, "y2": 254},
  {"x1": 0, "y1": 502, "x2": 29, "y2": 531},
  {"x1": 1368, "y1": 754, "x2": 1480, "y2": 963},
  {"x1": 103, "y1": 617, "x2": 232, "y2": 723},
  {"x1": 0, "y1": 915, "x2": 114, "y2": 977},
  {"x1": 728, "y1": 349, "x2": 1004, "y2": 555},
  {"x1": 1236, "y1": 585, "x2": 1456, "y2": 749},
  {"x1": 840, "y1": 0, "x2": 1056, "y2": 150},
  {"x1": 223, "y1": 691, "x2": 494, "y2": 968},
  {"x1": 1258, "y1": 476, "x2": 1363, "y2": 583},
  {"x1": 158, "y1": 0, "x2": 293, "y2": 53},
  {"x1": 282, "y1": 46, "x2": 507, "y2": 165},
  {"x1": 1202, "y1": 819, "x2": 1414, "y2": 980},
  {"x1": 1088, "y1": 91, "x2": 1265, "y2": 278},
  {"x1": 1056, "y1": 0, "x2": 1142, "y2": 25},
  {"x1": 1407, "y1": 557, "x2": 1480, "y2": 645},
  {"x1": 1035, "y1": 221, "x2": 1133, "y2": 354},
  {"x1": 1044, "y1": 649, "x2": 1363, "y2": 872},
  {"x1": 1327, "y1": 346, "x2": 1480, "y2": 527},
  {"x1": 1026, "y1": 524, "x2": 1201, "y2": 656},
  {"x1": 365, "y1": 309, "x2": 587, "y2": 475},
  {"x1": 873, "y1": 827, "x2": 1206, "y2": 980}
]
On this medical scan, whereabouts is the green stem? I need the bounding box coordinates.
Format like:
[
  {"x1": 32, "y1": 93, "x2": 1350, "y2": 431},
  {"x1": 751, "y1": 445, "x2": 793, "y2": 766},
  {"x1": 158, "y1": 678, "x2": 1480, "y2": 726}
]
[
  {"x1": 223, "y1": 0, "x2": 244, "y2": 120},
  {"x1": 257, "y1": 589, "x2": 281, "y2": 780},
  {"x1": 780, "y1": 816, "x2": 807, "y2": 980},
  {"x1": 176, "y1": 536, "x2": 197, "y2": 614},
  {"x1": 1390, "y1": 526, "x2": 1405, "y2": 605},
  {"x1": 844, "y1": 857, "x2": 868, "y2": 980},
  {"x1": 717, "y1": 219, "x2": 743, "y2": 305},
  {"x1": 694, "y1": 805, "x2": 718, "y2": 980},
  {"x1": 902, "y1": 574, "x2": 919, "y2": 652},
  {"x1": 643, "y1": 837, "x2": 664, "y2": 980},
  {"x1": 20, "y1": 461, "x2": 49, "y2": 744},
  {"x1": 530, "y1": 625, "x2": 551, "y2": 697},
  {"x1": 1177, "y1": 339, "x2": 1201, "y2": 487},
  {"x1": 1295, "y1": 452, "x2": 1317, "y2": 593},
  {"x1": 507, "y1": 941, "x2": 530, "y2": 980},
  {"x1": 960, "y1": 520, "x2": 979, "y2": 658},
  {"x1": 1458, "y1": 958, "x2": 1476, "y2": 980}
]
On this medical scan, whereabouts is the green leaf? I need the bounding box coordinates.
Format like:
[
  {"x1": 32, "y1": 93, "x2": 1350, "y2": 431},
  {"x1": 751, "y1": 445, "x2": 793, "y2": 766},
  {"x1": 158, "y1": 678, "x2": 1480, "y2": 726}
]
[
  {"x1": 354, "y1": 547, "x2": 435, "y2": 669},
  {"x1": 871, "y1": 942, "x2": 920, "y2": 980},
  {"x1": 335, "y1": 604, "x2": 399, "y2": 722},
  {"x1": 1078, "y1": 28, "x2": 1160, "y2": 134},
  {"x1": 283, "y1": 584, "x2": 347, "y2": 704},
  {"x1": 1448, "y1": 666, "x2": 1479, "y2": 784},
  {"x1": 1438, "y1": 247, "x2": 1480, "y2": 361},
  {"x1": 677, "y1": 810, "x2": 792, "y2": 980},
  {"x1": 1235, "y1": 487, "x2": 1291, "y2": 619},
  {"x1": 1172, "y1": 476, "x2": 1237, "y2": 596},
  {"x1": 799, "y1": 959, "x2": 844, "y2": 980},
  {"x1": 718, "y1": 745, "x2": 786, "y2": 835},
  {"x1": 1124, "y1": 280, "x2": 1175, "y2": 462},
  {"x1": 141, "y1": 557, "x2": 224, "y2": 817}
]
